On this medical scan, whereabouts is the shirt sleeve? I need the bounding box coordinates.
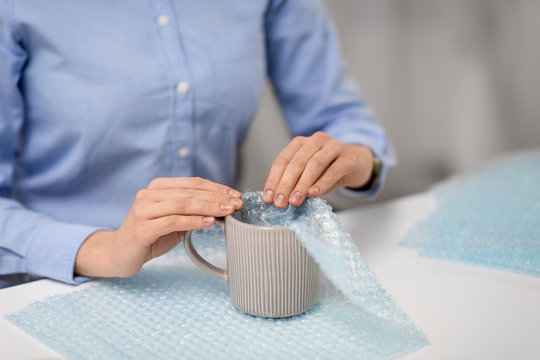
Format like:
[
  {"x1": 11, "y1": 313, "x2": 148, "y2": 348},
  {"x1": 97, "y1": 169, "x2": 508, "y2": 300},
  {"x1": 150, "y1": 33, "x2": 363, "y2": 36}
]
[
  {"x1": 264, "y1": 0, "x2": 396, "y2": 198},
  {"x1": 0, "y1": 6, "x2": 98, "y2": 285}
]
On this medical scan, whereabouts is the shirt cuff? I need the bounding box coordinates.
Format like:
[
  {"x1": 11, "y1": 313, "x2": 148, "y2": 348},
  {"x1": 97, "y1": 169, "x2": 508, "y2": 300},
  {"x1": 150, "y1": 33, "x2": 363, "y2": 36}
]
[{"x1": 25, "y1": 221, "x2": 102, "y2": 285}]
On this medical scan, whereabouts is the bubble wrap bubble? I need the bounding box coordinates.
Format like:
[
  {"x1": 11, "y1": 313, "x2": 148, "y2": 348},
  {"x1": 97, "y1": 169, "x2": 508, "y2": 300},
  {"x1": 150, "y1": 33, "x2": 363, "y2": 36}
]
[
  {"x1": 401, "y1": 151, "x2": 540, "y2": 276},
  {"x1": 6, "y1": 192, "x2": 428, "y2": 359}
]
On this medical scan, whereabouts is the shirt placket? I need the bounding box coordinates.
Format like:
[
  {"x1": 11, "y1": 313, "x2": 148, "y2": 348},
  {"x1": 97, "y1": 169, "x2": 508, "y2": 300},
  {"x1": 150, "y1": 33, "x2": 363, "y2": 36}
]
[{"x1": 146, "y1": 0, "x2": 194, "y2": 178}]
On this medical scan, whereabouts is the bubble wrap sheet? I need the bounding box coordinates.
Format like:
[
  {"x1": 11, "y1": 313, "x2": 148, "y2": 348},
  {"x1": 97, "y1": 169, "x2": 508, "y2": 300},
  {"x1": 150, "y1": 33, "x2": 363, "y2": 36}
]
[
  {"x1": 401, "y1": 151, "x2": 540, "y2": 276},
  {"x1": 7, "y1": 193, "x2": 428, "y2": 359}
]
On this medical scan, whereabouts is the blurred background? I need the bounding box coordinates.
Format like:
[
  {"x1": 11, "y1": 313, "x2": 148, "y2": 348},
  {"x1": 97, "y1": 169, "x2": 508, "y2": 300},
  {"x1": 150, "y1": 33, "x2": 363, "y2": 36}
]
[{"x1": 236, "y1": 0, "x2": 540, "y2": 209}]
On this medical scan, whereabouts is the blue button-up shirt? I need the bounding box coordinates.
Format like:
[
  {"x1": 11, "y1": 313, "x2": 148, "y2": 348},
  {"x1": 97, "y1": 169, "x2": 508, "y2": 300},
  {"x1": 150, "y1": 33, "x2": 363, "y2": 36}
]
[{"x1": 0, "y1": 0, "x2": 395, "y2": 284}]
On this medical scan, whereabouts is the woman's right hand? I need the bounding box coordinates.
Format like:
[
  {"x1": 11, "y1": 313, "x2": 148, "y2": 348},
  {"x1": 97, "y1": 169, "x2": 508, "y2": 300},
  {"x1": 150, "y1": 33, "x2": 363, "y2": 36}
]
[{"x1": 74, "y1": 177, "x2": 243, "y2": 278}]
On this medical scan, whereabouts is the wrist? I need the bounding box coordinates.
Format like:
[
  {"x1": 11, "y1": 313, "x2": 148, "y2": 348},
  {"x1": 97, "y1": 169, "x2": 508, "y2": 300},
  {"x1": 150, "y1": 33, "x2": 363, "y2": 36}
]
[
  {"x1": 74, "y1": 230, "x2": 115, "y2": 278},
  {"x1": 342, "y1": 145, "x2": 374, "y2": 189}
]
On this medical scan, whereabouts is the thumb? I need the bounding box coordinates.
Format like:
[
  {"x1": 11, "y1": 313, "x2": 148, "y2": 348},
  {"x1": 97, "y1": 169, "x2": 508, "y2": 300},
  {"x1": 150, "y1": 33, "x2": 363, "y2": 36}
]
[{"x1": 147, "y1": 231, "x2": 184, "y2": 262}]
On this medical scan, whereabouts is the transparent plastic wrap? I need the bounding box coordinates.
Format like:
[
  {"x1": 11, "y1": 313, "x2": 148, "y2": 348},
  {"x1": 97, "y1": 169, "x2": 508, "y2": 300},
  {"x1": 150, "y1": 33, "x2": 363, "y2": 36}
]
[
  {"x1": 401, "y1": 151, "x2": 540, "y2": 276},
  {"x1": 7, "y1": 192, "x2": 428, "y2": 359}
]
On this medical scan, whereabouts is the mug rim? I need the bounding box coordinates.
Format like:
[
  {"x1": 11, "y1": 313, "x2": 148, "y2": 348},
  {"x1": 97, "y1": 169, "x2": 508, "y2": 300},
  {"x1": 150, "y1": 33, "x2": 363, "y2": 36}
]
[{"x1": 226, "y1": 213, "x2": 292, "y2": 231}]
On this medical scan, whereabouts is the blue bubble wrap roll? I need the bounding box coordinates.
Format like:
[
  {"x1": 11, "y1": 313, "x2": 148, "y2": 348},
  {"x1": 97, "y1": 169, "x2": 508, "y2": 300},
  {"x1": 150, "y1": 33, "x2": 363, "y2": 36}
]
[
  {"x1": 401, "y1": 151, "x2": 540, "y2": 276},
  {"x1": 6, "y1": 192, "x2": 428, "y2": 359}
]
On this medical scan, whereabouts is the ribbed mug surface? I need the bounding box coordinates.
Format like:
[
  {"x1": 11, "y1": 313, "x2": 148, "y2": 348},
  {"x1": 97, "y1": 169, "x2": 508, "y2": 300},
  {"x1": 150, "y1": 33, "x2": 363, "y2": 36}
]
[{"x1": 225, "y1": 216, "x2": 320, "y2": 318}]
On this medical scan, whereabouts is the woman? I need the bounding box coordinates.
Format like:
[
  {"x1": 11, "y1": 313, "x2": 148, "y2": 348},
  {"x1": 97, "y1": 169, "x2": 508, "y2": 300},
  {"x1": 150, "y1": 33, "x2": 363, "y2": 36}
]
[{"x1": 0, "y1": 0, "x2": 394, "y2": 284}]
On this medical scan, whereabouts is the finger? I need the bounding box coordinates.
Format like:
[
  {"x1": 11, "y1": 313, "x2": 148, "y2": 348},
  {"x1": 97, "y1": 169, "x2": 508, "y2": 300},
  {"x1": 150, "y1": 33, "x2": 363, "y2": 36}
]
[
  {"x1": 273, "y1": 140, "x2": 325, "y2": 208},
  {"x1": 149, "y1": 215, "x2": 216, "y2": 240},
  {"x1": 144, "y1": 198, "x2": 238, "y2": 219},
  {"x1": 263, "y1": 137, "x2": 306, "y2": 203},
  {"x1": 288, "y1": 147, "x2": 341, "y2": 206},
  {"x1": 308, "y1": 155, "x2": 355, "y2": 197},
  {"x1": 136, "y1": 188, "x2": 243, "y2": 210},
  {"x1": 147, "y1": 177, "x2": 241, "y2": 198}
]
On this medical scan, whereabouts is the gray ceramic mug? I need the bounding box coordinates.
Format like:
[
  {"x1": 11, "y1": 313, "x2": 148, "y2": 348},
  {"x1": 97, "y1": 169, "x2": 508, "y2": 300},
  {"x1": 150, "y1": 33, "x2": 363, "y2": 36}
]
[{"x1": 183, "y1": 215, "x2": 321, "y2": 318}]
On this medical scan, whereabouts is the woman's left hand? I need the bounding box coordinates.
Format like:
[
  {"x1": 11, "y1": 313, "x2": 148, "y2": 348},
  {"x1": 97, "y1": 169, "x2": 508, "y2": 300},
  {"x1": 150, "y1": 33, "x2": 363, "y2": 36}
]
[{"x1": 263, "y1": 132, "x2": 374, "y2": 208}]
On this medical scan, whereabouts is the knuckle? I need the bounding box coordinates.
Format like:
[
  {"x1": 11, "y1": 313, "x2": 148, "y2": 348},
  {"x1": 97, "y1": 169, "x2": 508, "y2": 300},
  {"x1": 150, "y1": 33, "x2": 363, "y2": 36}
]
[
  {"x1": 277, "y1": 178, "x2": 295, "y2": 189},
  {"x1": 273, "y1": 157, "x2": 289, "y2": 168},
  {"x1": 312, "y1": 131, "x2": 327, "y2": 140},
  {"x1": 331, "y1": 167, "x2": 344, "y2": 180},
  {"x1": 149, "y1": 177, "x2": 164, "y2": 188},
  {"x1": 294, "y1": 181, "x2": 310, "y2": 192},
  {"x1": 192, "y1": 177, "x2": 204, "y2": 186},
  {"x1": 163, "y1": 216, "x2": 178, "y2": 228},
  {"x1": 135, "y1": 189, "x2": 148, "y2": 200},
  {"x1": 331, "y1": 138, "x2": 344, "y2": 150},
  {"x1": 317, "y1": 173, "x2": 330, "y2": 185},
  {"x1": 343, "y1": 153, "x2": 358, "y2": 168},
  {"x1": 292, "y1": 136, "x2": 306, "y2": 145},
  {"x1": 173, "y1": 197, "x2": 187, "y2": 210},
  {"x1": 203, "y1": 201, "x2": 214, "y2": 213},
  {"x1": 219, "y1": 194, "x2": 231, "y2": 204},
  {"x1": 189, "y1": 216, "x2": 200, "y2": 228},
  {"x1": 291, "y1": 158, "x2": 307, "y2": 170},
  {"x1": 182, "y1": 189, "x2": 195, "y2": 199},
  {"x1": 317, "y1": 178, "x2": 332, "y2": 190},
  {"x1": 310, "y1": 154, "x2": 326, "y2": 168}
]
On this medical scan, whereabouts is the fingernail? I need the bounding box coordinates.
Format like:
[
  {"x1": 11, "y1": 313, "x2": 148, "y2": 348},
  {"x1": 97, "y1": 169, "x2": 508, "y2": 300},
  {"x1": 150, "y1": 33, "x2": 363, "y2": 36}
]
[
  {"x1": 229, "y1": 198, "x2": 243, "y2": 207},
  {"x1": 290, "y1": 191, "x2": 302, "y2": 204},
  {"x1": 229, "y1": 189, "x2": 242, "y2": 198},
  {"x1": 275, "y1": 194, "x2": 286, "y2": 208},
  {"x1": 263, "y1": 189, "x2": 274, "y2": 202},
  {"x1": 220, "y1": 203, "x2": 233, "y2": 211},
  {"x1": 310, "y1": 186, "x2": 320, "y2": 195},
  {"x1": 203, "y1": 217, "x2": 214, "y2": 224}
]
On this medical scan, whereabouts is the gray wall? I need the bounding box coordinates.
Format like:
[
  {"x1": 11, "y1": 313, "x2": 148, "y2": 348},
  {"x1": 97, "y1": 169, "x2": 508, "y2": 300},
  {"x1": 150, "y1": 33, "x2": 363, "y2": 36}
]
[{"x1": 237, "y1": 0, "x2": 540, "y2": 208}]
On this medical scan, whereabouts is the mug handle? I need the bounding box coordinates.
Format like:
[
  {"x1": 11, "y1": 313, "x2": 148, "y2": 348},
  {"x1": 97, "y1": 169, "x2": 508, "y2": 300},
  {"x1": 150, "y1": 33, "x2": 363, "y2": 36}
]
[{"x1": 183, "y1": 218, "x2": 228, "y2": 281}]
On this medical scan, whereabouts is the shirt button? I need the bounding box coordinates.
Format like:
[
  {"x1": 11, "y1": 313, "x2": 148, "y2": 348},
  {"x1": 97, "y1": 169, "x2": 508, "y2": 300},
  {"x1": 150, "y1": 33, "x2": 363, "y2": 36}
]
[
  {"x1": 157, "y1": 15, "x2": 169, "y2": 26},
  {"x1": 177, "y1": 147, "x2": 189, "y2": 159},
  {"x1": 176, "y1": 81, "x2": 189, "y2": 94}
]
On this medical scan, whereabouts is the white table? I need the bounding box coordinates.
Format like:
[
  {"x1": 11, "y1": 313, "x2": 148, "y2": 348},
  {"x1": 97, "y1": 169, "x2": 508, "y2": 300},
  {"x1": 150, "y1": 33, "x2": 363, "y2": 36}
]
[{"x1": 1, "y1": 192, "x2": 539, "y2": 359}]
